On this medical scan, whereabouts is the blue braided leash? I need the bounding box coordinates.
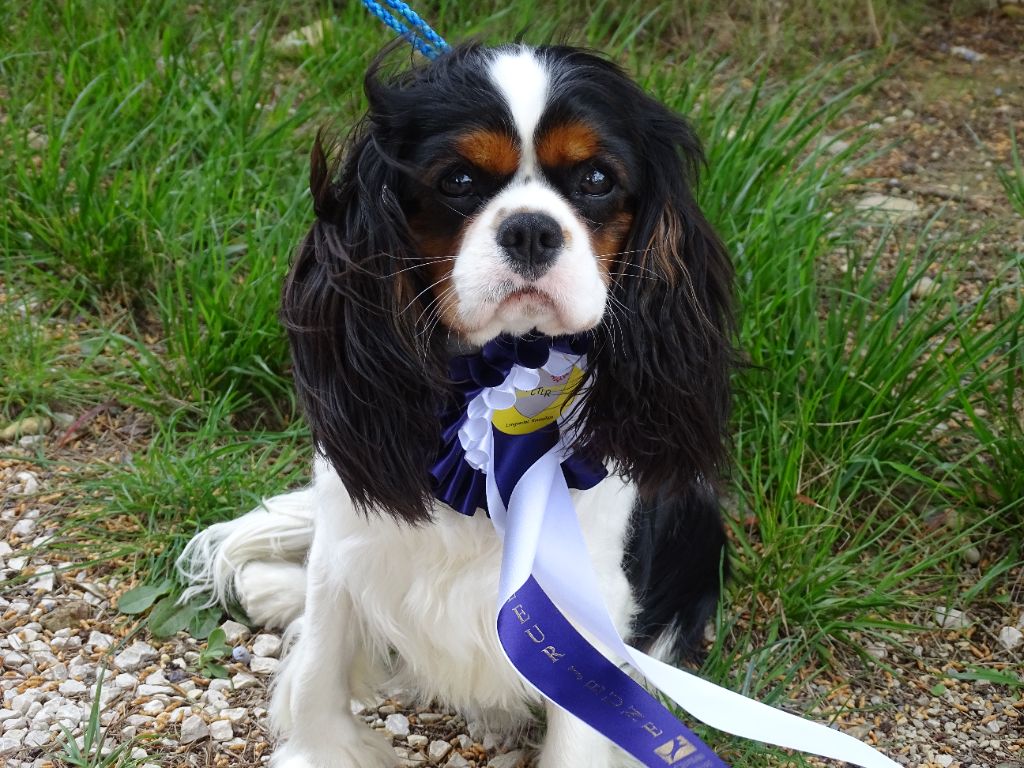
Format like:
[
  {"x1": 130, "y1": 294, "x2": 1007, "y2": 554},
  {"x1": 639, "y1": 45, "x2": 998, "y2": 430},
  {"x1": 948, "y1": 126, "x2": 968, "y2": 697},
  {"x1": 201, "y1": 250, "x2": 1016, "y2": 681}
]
[{"x1": 361, "y1": 0, "x2": 450, "y2": 59}]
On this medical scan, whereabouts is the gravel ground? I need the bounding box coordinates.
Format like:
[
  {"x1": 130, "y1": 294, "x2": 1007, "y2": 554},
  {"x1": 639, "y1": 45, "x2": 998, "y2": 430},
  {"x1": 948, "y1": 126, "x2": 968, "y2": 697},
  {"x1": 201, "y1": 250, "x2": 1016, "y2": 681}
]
[{"x1": 2, "y1": 13, "x2": 1023, "y2": 768}]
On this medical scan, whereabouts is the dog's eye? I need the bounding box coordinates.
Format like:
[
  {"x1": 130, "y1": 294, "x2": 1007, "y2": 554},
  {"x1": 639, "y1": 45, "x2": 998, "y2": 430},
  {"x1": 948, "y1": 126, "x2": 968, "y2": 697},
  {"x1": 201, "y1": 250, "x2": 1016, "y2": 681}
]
[
  {"x1": 578, "y1": 166, "x2": 613, "y2": 196},
  {"x1": 440, "y1": 169, "x2": 475, "y2": 197}
]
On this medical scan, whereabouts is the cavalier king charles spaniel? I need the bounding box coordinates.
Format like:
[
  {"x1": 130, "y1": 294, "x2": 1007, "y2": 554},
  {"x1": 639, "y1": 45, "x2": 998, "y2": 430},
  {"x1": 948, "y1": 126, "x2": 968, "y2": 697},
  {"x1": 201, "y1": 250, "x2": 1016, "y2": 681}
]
[{"x1": 181, "y1": 42, "x2": 733, "y2": 768}]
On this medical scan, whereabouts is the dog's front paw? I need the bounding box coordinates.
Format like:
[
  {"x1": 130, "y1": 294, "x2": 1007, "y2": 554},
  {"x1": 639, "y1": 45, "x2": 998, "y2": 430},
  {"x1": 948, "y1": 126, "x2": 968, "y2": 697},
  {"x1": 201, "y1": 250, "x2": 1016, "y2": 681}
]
[{"x1": 270, "y1": 723, "x2": 396, "y2": 768}]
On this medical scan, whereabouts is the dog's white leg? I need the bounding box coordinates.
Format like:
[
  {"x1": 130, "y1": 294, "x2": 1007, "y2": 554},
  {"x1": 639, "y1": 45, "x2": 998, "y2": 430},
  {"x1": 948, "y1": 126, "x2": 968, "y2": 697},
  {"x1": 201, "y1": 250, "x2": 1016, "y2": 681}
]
[
  {"x1": 270, "y1": 565, "x2": 394, "y2": 768},
  {"x1": 537, "y1": 704, "x2": 617, "y2": 768}
]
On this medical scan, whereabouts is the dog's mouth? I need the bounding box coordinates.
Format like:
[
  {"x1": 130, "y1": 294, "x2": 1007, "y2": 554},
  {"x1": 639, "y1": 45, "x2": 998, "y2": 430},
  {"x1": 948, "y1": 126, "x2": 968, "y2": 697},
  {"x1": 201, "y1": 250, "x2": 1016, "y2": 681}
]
[{"x1": 498, "y1": 285, "x2": 555, "y2": 313}]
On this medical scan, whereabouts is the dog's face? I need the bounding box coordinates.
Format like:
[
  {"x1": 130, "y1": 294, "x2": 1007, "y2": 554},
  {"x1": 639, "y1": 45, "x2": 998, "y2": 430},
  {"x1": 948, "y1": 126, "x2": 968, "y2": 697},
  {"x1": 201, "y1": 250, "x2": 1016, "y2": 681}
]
[
  {"x1": 285, "y1": 44, "x2": 733, "y2": 521},
  {"x1": 405, "y1": 48, "x2": 634, "y2": 343}
]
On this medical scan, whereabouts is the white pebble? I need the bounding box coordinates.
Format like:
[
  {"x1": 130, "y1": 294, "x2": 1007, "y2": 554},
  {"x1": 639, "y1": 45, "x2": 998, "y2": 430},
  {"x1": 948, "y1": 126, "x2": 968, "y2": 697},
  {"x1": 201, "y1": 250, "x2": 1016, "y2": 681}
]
[
  {"x1": 141, "y1": 700, "x2": 166, "y2": 716},
  {"x1": 251, "y1": 634, "x2": 282, "y2": 658},
  {"x1": 179, "y1": 714, "x2": 209, "y2": 743},
  {"x1": 113, "y1": 641, "x2": 158, "y2": 671},
  {"x1": 407, "y1": 734, "x2": 428, "y2": 748},
  {"x1": 488, "y1": 751, "x2": 527, "y2": 768},
  {"x1": 385, "y1": 713, "x2": 410, "y2": 737},
  {"x1": 219, "y1": 707, "x2": 248, "y2": 724},
  {"x1": 209, "y1": 719, "x2": 234, "y2": 741},
  {"x1": 997, "y1": 625, "x2": 1022, "y2": 651},
  {"x1": 207, "y1": 678, "x2": 232, "y2": 693},
  {"x1": 2, "y1": 717, "x2": 27, "y2": 732},
  {"x1": 137, "y1": 685, "x2": 173, "y2": 697},
  {"x1": 428, "y1": 739, "x2": 452, "y2": 761},
  {"x1": 933, "y1": 607, "x2": 970, "y2": 630},
  {"x1": 24, "y1": 730, "x2": 49, "y2": 748},
  {"x1": 231, "y1": 672, "x2": 258, "y2": 690},
  {"x1": 57, "y1": 679, "x2": 87, "y2": 697},
  {"x1": 86, "y1": 631, "x2": 114, "y2": 650},
  {"x1": 219, "y1": 620, "x2": 251, "y2": 644},
  {"x1": 249, "y1": 656, "x2": 279, "y2": 675}
]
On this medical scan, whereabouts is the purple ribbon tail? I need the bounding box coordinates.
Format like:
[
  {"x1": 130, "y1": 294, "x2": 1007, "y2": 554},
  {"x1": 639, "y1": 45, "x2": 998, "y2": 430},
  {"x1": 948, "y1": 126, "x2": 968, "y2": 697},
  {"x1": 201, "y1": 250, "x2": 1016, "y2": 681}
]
[{"x1": 499, "y1": 577, "x2": 728, "y2": 768}]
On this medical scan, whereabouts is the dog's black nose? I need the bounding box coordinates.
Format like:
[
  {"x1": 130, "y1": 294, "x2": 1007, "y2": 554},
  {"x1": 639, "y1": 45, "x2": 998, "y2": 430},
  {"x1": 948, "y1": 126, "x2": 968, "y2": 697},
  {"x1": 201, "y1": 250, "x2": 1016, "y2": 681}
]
[{"x1": 496, "y1": 212, "x2": 563, "y2": 276}]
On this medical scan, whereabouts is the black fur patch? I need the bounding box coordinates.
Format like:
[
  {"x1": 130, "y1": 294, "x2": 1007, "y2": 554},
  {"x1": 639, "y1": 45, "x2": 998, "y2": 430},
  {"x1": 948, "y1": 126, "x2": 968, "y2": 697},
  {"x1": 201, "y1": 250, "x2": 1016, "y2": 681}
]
[{"x1": 625, "y1": 482, "x2": 729, "y2": 664}]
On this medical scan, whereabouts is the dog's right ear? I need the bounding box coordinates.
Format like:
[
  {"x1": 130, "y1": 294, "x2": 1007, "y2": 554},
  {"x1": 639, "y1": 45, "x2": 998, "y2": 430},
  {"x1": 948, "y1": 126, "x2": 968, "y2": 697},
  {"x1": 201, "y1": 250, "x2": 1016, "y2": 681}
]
[{"x1": 281, "y1": 130, "x2": 445, "y2": 524}]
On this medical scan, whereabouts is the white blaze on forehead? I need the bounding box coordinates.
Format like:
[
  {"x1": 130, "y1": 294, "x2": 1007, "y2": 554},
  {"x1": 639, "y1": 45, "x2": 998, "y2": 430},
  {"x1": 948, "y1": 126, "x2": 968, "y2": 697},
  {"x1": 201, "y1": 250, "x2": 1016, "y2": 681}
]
[{"x1": 488, "y1": 47, "x2": 549, "y2": 177}]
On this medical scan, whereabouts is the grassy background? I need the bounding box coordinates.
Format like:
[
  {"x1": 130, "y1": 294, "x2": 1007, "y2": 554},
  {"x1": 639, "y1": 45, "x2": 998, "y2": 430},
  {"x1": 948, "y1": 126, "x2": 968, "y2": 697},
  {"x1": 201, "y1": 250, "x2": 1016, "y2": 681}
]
[{"x1": 1, "y1": 1, "x2": 1022, "y2": 764}]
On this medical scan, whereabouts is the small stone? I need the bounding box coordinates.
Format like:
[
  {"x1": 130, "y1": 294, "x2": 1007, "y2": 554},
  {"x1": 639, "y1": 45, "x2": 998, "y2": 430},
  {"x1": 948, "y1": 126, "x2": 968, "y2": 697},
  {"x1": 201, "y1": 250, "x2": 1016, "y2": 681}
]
[
  {"x1": 251, "y1": 634, "x2": 281, "y2": 657},
  {"x1": 219, "y1": 707, "x2": 248, "y2": 724},
  {"x1": 950, "y1": 45, "x2": 984, "y2": 62},
  {"x1": 86, "y1": 630, "x2": 114, "y2": 649},
  {"x1": 444, "y1": 753, "x2": 470, "y2": 768},
  {"x1": 113, "y1": 641, "x2": 158, "y2": 671},
  {"x1": 219, "y1": 620, "x2": 251, "y2": 644},
  {"x1": 428, "y1": 739, "x2": 452, "y2": 761},
  {"x1": 208, "y1": 678, "x2": 233, "y2": 693},
  {"x1": 963, "y1": 546, "x2": 981, "y2": 565},
  {"x1": 488, "y1": 751, "x2": 527, "y2": 768},
  {"x1": 58, "y1": 680, "x2": 87, "y2": 696},
  {"x1": 41, "y1": 602, "x2": 90, "y2": 632},
  {"x1": 934, "y1": 607, "x2": 971, "y2": 630},
  {"x1": 15, "y1": 472, "x2": 40, "y2": 495},
  {"x1": 272, "y1": 19, "x2": 333, "y2": 56},
  {"x1": 987, "y1": 720, "x2": 1003, "y2": 733},
  {"x1": 385, "y1": 713, "x2": 410, "y2": 738},
  {"x1": 998, "y1": 626, "x2": 1023, "y2": 651},
  {"x1": 0, "y1": 737, "x2": 19, "y2": 754},
  {"x1": 417, "y1": 713, "x2": 444, "y2": 724},
  {"x1": 855, "y1": 194, "x2": 920, "y2": 222},
  {"x1": 407, "y1": 734, "x2": 428, "y2": 748},
  {"x1": 24, "y1": 730, "x2": 50, "y2": 748},
  {"x1": 1, "y1": 416, "x2": 52, "y2": 442},
  {"x1": 249, "y1": 656, "x2": 279, "y2": 675},
  {"x1": 2, "y1": 717, "x2": 27, "y2": 732},
  {"x1": 910, "y1": 275, "x2": 939, "y2": 300},
  {"x1": 141, "y1": 700, "x2": 166, "y2": 716},
  {"x1": 937, "y1": 756, "x2": 954, "y2": 767},
  {"x1": 3, "y1": 652, "x2": 29, "y2": 669},
  {"x1": 231, "y1": 672, "x2": 258, "y2": 690},
  {"x1": 209, "y1": 719, "x2": 234, "y2": 741},
  {"x1": 230, "y1": 646, "x2": 251, "y2": 665},
  {"x1": 179, "y1": 714, "x2": 209, "y2": 743},
  {"x1": 137, "y1": 684, "x2": 174, "y2": 697}
]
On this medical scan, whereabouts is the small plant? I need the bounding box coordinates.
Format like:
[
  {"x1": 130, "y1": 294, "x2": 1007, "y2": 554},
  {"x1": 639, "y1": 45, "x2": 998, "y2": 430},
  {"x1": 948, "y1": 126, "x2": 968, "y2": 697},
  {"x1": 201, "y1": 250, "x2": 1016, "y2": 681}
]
[
  {"x1": 54, "y1": 669, "x2": 149, "y2": 768},
  {"x1": 197, "y1": 628, "x2": 232, "y2": 679},
  {"x1": 117, "y1": 580, "x2": 221, "y2": 639}
]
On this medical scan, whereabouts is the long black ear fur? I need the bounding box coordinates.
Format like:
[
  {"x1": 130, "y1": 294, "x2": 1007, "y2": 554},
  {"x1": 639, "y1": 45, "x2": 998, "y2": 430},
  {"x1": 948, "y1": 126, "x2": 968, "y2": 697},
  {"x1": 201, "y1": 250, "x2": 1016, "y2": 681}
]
[
  {"x1": 281, "y1": 128, "x2": 446, "y2": 524},
  {"x1": 579, "y1": 90, "x2": 734, "y2": 501}
]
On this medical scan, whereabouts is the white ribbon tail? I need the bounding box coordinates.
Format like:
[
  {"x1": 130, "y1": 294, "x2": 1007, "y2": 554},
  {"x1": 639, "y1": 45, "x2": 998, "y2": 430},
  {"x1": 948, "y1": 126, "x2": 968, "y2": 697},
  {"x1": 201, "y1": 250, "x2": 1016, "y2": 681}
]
[{"x1": 516, "y1": 448, "x2": 902, "y2": 768}]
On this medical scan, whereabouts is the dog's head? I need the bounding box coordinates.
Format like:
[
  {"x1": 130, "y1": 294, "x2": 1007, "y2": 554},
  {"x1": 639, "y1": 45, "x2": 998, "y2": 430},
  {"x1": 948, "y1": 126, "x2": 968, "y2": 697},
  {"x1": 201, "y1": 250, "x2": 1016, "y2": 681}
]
[{"x1": 284, "y1": 44, "x2": 733, "y2": 522}]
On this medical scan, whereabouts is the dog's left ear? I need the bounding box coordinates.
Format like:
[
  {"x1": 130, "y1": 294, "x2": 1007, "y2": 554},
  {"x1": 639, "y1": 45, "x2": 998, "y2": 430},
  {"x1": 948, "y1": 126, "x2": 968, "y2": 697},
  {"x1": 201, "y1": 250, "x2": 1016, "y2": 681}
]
[{"x1": 580, "y1": 96, "x2": 734, "y2": 499}]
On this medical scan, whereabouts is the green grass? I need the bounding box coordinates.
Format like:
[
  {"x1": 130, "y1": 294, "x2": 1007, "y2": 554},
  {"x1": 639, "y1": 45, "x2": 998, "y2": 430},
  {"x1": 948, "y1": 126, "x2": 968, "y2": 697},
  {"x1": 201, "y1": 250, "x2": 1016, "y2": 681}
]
[{"x1": 2, "y1": 1, "x2": 1023, "y2": 766}]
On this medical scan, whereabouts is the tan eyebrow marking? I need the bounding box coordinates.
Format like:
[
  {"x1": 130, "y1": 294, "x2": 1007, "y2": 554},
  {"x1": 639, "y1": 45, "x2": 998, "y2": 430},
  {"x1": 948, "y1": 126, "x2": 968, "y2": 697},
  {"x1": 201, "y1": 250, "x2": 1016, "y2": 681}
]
[
  {"x1": 536, "y1": 121, "x2": 601, "y2": 167},
  {"x1": 454, "y1": 130, "x2": 520, "y2": 176}
]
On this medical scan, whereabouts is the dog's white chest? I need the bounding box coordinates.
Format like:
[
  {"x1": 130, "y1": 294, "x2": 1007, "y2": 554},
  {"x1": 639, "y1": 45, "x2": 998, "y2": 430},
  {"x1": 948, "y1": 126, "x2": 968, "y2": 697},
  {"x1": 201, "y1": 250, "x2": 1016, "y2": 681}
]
[{"x1": 313, "y1": 464, "x2": 639, "y2": 714}]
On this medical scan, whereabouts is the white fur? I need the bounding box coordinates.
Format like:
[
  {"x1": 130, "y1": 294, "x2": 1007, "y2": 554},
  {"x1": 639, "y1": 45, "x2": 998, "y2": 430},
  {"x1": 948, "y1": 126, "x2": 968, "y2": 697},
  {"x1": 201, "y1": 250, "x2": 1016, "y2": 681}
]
[
  {"x1": 489, "y1": 46, "x2": 549, "y2": 178},
  {"x1": 179, "y1": 455, "x2": 642, "y2": 767},
  {"x1": 451, "y1": 48, "x2": 609, "y2": 344}
]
